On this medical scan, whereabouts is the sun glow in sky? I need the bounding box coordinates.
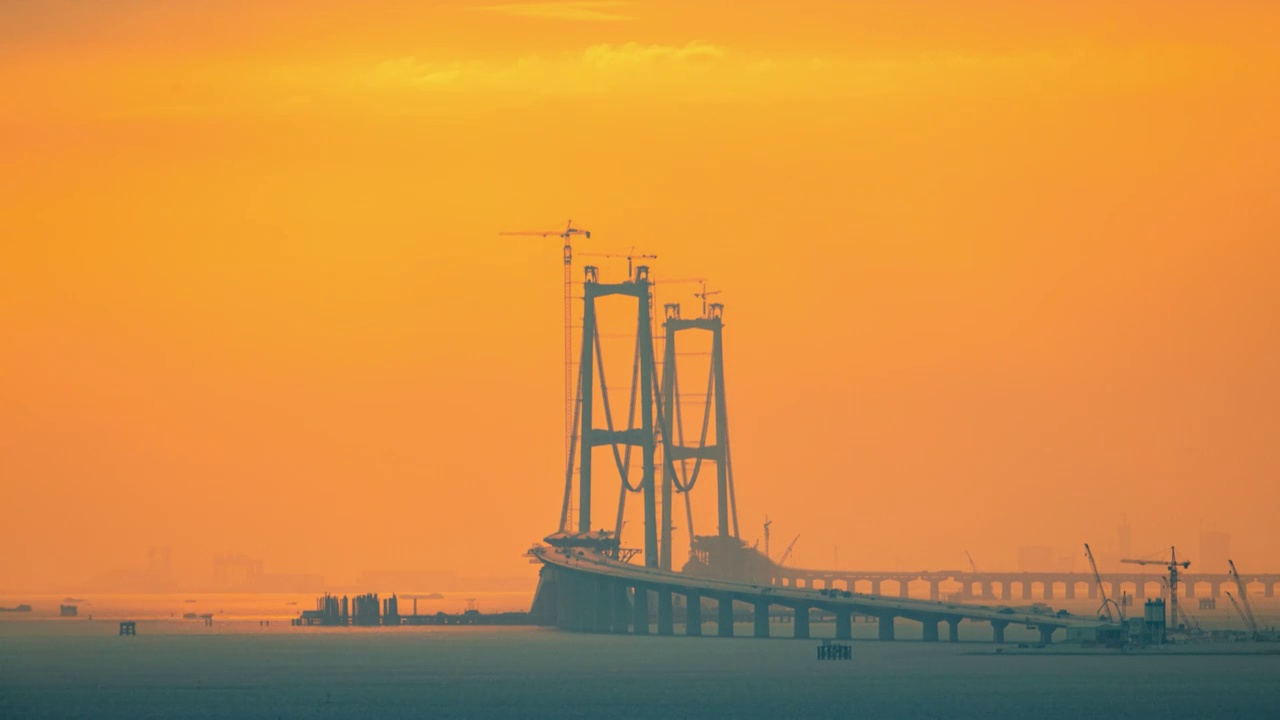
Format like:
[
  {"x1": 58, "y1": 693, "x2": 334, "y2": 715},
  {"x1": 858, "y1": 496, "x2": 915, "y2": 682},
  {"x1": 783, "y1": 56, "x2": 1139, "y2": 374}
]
[{"x1": 2, "y1": 1, "x2": 1279, "y2": 591}]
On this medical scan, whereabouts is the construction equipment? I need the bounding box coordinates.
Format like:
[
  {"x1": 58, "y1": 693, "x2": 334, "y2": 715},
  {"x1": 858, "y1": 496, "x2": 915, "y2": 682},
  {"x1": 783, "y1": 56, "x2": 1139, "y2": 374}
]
[
  {"x1": 1085, "y1": 543, "x2": 1124, "y2": 623},
  {"x1": 1159, "y1": 577, "x2": 1200, "y2": 633},
  {"x1": 763, "y1": 517, "x2": 772, "y2": 560},
  {"x1": 777, "y1": 534, "x2": 801, "y2": 567},
  {"x1": 499, "y1": 221, "x2": 591, "y2": 532},
  {"x1": 1227, "y1": 559, "x2": 1261, "y2": 639},
  {"x1": 1121, "y1": 546, "x2": 1189, "y2": 635},
  {"x1": 693, "y1": 288, "x2": 722, "y2": 318},
  {"x1": 964, "y1": 550, "x2": 978, "y2": 574},
  {"x1": 579, "y1": 248, "x2": 656, "y2": 278},
  {"x1": 1226, "y1": 591, "x2": 1254, "y2": 635}
]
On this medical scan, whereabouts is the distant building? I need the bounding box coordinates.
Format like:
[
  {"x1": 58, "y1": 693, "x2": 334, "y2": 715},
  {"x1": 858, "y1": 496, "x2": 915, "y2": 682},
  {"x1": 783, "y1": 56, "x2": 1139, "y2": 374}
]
[{"x1": 1199, "y1": 532, "x2": 1230, "y2": 573}]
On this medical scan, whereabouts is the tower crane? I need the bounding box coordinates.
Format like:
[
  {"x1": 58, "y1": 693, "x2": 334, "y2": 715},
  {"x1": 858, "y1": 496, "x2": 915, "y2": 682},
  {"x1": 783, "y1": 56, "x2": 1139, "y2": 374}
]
[
  {"x1": 964, "y1": 550, "x2": 978, "y2": 574},
  {"x1": 578, "y1": 248, "x2": 656, "y2": 279},
  {"x1": 693, "y1": 287, "x2": 722, "y2": 319},
  {"x1": 777, "y1": 534, "x2": 801, "y2": 567},
  {"x1": 1085, "y1": 543, "x2": 1123, "y2": 623},
  {"x1": 1159, "y1": 576, "x2": 1200, "y2": 633},
  {"x1": 1227, "y1": 559, "x2": 1261, "y2": 639},
  {"x1": 1120, "y1": 546, "x2": 1189, "y2": 633},
  {"x1": 499, "y1": 220, "x2": 591, "y2": 532},
  {"x1": 763, "y1": 517, "x2": 772, "y2": 560}
]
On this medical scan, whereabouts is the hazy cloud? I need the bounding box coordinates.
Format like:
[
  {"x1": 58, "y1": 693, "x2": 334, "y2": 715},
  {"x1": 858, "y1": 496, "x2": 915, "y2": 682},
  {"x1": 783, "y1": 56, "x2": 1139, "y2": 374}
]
[{"x1": 478, "y1": 1, "x2": 633, "y2": 22}]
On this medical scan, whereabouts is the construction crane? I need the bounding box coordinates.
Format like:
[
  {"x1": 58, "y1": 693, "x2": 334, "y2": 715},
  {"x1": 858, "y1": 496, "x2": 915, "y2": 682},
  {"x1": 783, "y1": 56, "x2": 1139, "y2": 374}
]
[
  {"x1": 693, "y1": 287, "x2": 722, "y2": 319},
  {"x1": 964, "y1": 550, "x2": 978, "y2": 574},
  {"x1": 1085, "y1": 543, "x2": 1124, "y2": 623},
  {"x1": 1225, "y1": 591, "x2": 1255, "y2": 636},
  {"x1": 777, "y1": 533, "x2": 801, "y2": 567},
  {"x1": 499, "y1": 220, "x2": 591, "y2": 532},
  {"x1": 1227, "y1": 559, "x2": 1261, "y2": 639},
  {"x1": 578, "y1": 247, "x2": 656, "y2": 279},
  {"x1": 763, "y1": 517, "x2": 772, "y2": 560},
  {"x1": 1120, "y1": 546, "x2": 1189, "y2": 633},
  {"x1": 1159, "y1": 577, "x2": 1199, "y2": 633}
]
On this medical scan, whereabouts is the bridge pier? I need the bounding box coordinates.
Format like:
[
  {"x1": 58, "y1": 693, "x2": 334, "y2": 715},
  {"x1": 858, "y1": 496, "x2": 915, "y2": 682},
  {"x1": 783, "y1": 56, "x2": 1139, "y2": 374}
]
[
  {"x1": 1044, "y1": 582, "x2": 1054, "y2": 600},
  {"x1": 633, "y1": 585, "x2": 649, "y2": 635},
  {"x1": 992, "y1": 620, "x2": 1007, "y2": 644},
  {"x1": 754, "y1": 600, "x2": 770, "y2": 638},
  {"x1": 1087, "y1": 584, "x2": 1098, "y2": 600},
  {"x1": 871, "y1": 580, "x2": 882, "y2": 595},
  {"x1": 717, "y1": 595, "x2": 733, "y2": 637},
  {"x1": 1038, "y1": 626, "x2": 1056, "y2": 645},
  {"x1": 612, "y1": 584, "x2": 630, "y2": 633},
  {"x1": 929, "y1": 580, "x2": 940, "y2": 602},
  {"x1": 1021, "y1": 583, "x2": 1031, "y2": 600},
  {"x1": 836, "y1": 610, "x2": 852, "y2": 640},
  {"x1": 594, "y1": 579, "x2": 613, "y2": 633},
  {"x1": 1211, "y1": 583, "x2": 1221, "y2": 598},
  {"x1": 1065, "y1": 582, "x2": 1075, "y2": 600},
  {"x1": 899, "y1": 580, "x2": 910, "y2": 599},
  {"x1": 947, "y1": 618, "x2": 960, "y2": 642},
  {"x1": 1268, "y1": 583, "x2": 1276, "y2": 599},
  {"x1": 794, "y1": 605, "x2": 810, "y2": 639},
  {"x1": 922, "y1": 617, "x2": 939, "y2": 642},
  {"x1": 878, "y1": 614, "x2": 894, "y2": 641},
  {"x1": 657, "y1": 590, "x2": 673, "y2": 636},
  {"x1": 685, "y1": 591, "x2": 701, "y2": 636}
]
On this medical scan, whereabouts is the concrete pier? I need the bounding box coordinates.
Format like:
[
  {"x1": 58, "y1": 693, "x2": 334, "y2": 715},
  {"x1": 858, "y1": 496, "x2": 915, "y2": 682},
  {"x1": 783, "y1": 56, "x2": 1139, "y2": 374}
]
[
  {"x1": 1039, "y1": 626, "x2": 1055, "y2": 645},
  {"x1": 922, "y1": 618, "x2": 940, "y2": 642},
  {"x1": 633, "y1": 586, "x2": 649, "y2": 635},
  {"x1": 717, "y1": 595, "x2": 733, "y2": 638},
  {"x1": 753, "y1": 600, "x2": 769, "y2": 638},
  {"x1": 794, "y1": 605, "x2": 810, "y2": 639},
  {"x1": 685, "y1": 591, "x2": 701, "y2": 636},
  {"x1": 992, "y1": 620, "x2": 1007, "y2": 644},
  {"x1": 878, "y1": 615, "x2": 895, "y2": 641},
  {"x1": 947, "y1": 618, "x2": 960, "y2": 642},
  {"x1": 657, "y1": 590, "x2": 673, "y2": 636},
  {"x1": 612, "y1": 584, "x2": 629, "y2": 633},
  {"x1": 836, "y1": 610, "x2": 852, "y2": 640}
]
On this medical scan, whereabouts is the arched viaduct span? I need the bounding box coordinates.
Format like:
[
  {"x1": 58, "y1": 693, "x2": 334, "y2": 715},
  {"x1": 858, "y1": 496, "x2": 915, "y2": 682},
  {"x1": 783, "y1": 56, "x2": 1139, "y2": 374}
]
[
  {"x1": 531, "y1": 546, "x2": 1093, "y2": 644},
  {"x1": 774, "y1": 567, "x2": 1280, "y2": 602}
]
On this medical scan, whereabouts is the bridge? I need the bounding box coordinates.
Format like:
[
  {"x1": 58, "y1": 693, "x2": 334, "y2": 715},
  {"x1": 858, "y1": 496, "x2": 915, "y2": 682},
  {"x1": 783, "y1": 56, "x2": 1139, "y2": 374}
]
[
  {"x1": 524, "y1": 251, "x2": 1272, "y2": 644},
  {"x1": 774, "y1": 568, "x2": 1280, "y2": 601},
  {"x1": 530, "y1": 544, "x2": 1083, "y2": 644}
]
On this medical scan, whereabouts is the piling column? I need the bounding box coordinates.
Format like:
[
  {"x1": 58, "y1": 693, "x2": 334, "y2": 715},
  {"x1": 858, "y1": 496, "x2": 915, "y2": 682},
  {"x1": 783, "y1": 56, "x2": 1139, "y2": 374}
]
[
  {"x1": 1088, "y1": 583, "x2": 1097, "y2": 600},
  {"x1": 947, "y1": 618, "x2": 960, "y2": 642},
  {"x1": 1038, "y1": 626, "x2": 1056, "y2": 645},
  {"x1": 929, "y1": 580, "x2": 940, "y2": 601},
  {"x1": 1021, "y1": 583, "x2": 1031, "y2": 600},
  {"x1": 836, "y1": 610, "x2": 852, "y2": 640},
  {"x1": 1065, "y1": 582, "x2": 1076, "y2": 600},
  {"x1": 753, "y1": 600, "x2": 770, "y2": 638},
  {"x1": 899, "y1": 580, "x2": 910, "y2": 599},
  {"x1": 992, "y1": 620, "x2": 1007, "y2": 644},
  {"x1": 871, "y1": 579, "x2": 882, "y2": 595},
  {"x1": 1044, "y1": 582, "x2": 1055, "y2": 600},
  {"x1": 877, "y1": 614, "x2": 895, "y2": 641},
  {"x1": 1267, "y1": 583, "x2": 1276, "y2": 599},
  {"x1": 657, "y1": 590, "x2": 674, "y2": 636},
  {"x1": 922, "y1": 618, "x2": 940, "y2": 642},
  {"x1": 633, "y1": 585, "x2": 650, "y2": 635},
  {"x1": 717, "y1": 595, "x2": 734, "y2": 637},
  {"x1": 686, "y1": 591, "x2": 702, "y2": 636},
  {"x1": 793, "y1": 605, "x2": 810, "y2": 640}
]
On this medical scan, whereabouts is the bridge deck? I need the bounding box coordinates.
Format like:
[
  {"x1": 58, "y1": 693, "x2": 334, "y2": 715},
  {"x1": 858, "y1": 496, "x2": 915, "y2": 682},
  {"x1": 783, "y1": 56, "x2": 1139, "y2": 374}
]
[{"x1": 533, "y1": 546, "x2": 1092, "y2": 631}]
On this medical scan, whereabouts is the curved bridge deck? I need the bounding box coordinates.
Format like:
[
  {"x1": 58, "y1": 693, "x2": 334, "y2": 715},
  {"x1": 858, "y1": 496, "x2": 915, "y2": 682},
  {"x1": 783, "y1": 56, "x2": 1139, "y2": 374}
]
[{"x1": 532, "y1": 546, "x2": 1096, "y2": 643}]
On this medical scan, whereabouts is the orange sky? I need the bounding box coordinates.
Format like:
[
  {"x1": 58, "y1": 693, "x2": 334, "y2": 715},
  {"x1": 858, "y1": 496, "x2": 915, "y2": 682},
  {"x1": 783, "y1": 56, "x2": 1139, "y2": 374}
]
[{"x1": 3, "y1": 0, "x2": 1279, "y2": 592}]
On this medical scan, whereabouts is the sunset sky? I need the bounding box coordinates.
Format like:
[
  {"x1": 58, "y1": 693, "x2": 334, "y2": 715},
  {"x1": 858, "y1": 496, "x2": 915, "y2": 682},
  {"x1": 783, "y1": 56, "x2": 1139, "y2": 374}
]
[{"x1": 2, "y1": 1, "x2": 1278, "y2": 592}]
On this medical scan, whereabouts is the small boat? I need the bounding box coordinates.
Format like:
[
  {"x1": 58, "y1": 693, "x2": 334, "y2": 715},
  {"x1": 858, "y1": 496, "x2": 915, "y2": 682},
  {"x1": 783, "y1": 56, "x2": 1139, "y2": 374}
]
[
  {"x1": 0, "y1": 604, "x2": 33, "y2": 612},
  {"x1": 183, "y1": 612, "x2": 198, "y2": 620}
]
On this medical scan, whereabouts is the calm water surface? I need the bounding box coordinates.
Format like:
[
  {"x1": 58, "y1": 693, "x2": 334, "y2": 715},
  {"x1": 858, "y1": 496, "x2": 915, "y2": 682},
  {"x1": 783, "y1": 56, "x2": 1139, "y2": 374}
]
[{"x1": 3, "y1": 618, "x2": 1278, "y2": 719}]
